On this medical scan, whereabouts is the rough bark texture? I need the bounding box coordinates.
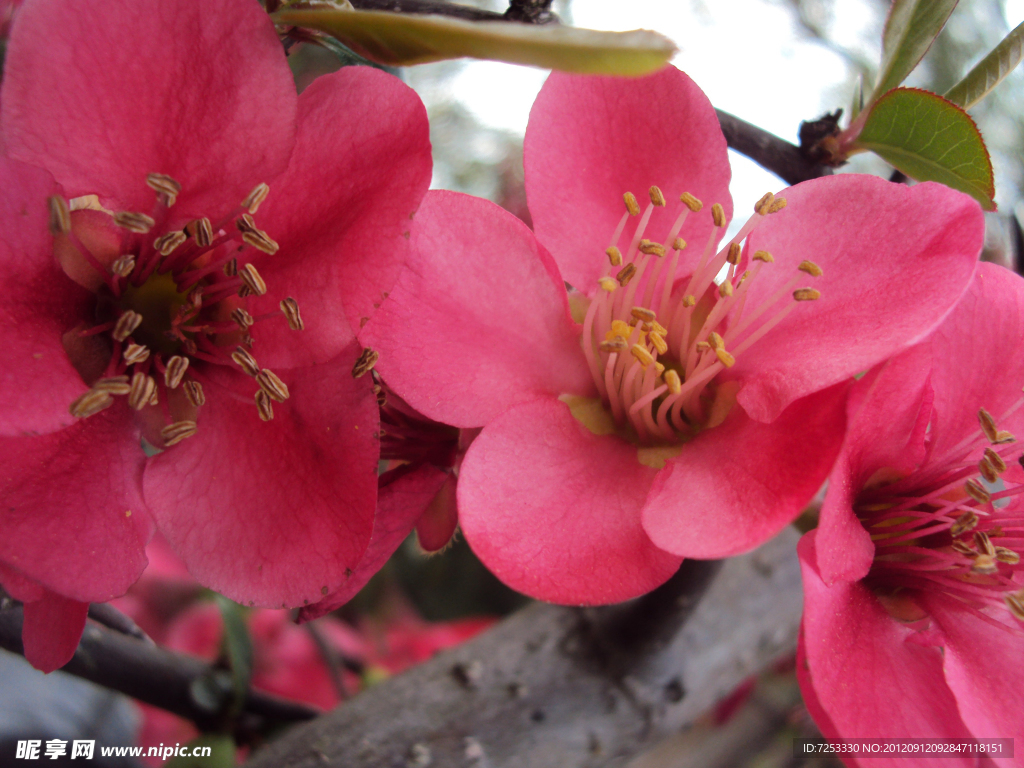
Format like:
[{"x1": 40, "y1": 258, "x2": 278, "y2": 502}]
[
  {"x1": 716, "y1": 110, "x2": 834, "y2": 185},
  {"x1": 246, "y1": 529, "x2": 802, "y2": 768}
]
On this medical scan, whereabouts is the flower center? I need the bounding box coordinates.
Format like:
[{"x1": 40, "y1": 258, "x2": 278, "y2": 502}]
[
  {"x1": 57, "y1": 174, "x2": 304, "y2": 448},
  {"x1": 855, "y1": 403, "x2": 1024, "y2": 627},
  {"x1": 578, "y1": 186, "x2": 820, "y2": 447}
]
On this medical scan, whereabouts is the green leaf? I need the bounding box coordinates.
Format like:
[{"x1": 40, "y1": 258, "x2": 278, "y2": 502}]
[
  {"x1": 869, "y1": 0, "x2": 958, "y2": 104},
  {"x1": 215, "y1": 595, "x2": 252, "y2": 717},
  {"x1": 853, "y1": 87, "x2": 995, "y2": 210},
  {"x1": 165, "y1": 735, "x2": 236, "y2": 768},
  {"x1": 945, "y1": 20, "x2": 1024, "y2": 109},
  {"x1": 272, "y1": 8, "x2": 677, "y2": 75}
]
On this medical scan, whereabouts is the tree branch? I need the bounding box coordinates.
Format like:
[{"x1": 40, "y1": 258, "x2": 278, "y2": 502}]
[
  {"x1": 0, "y1": 607, "x2": 319, "y2": 736},
  {"x1": 245, "y1": 529, "x2": 803, "y2": 768},
  {"x1": 716, "y1": 109, "x2": 833, "y2": 186}
]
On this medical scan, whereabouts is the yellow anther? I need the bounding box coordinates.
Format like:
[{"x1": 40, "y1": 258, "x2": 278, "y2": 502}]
[
  {"x1": 610, "y1": 320, "x2": 631, "y2": 337},
  {"x1": 47, "y1": 196, "x2": 71, "y2": 234},
  {"x1": 127, "y1": 373, "x2": 156, "y2": 411},
  {"x1": 711, "y1": 203, "x2": 726, "y2": 228},
  {"x1": 123, "y1": 344, "x2": 150, "y2": 366},
  {"x1": 978, "y1": 408, "x2": 998, "y2": 443},
  {"x1": 280, "y1": 297, "x2": 304, "y2": 331},
  {"x1": 352, "y1": 348, "x2": 379, "y2": 378},
  {"x1": 650, "y1": 320, "x2": 668, "y2": 336},
  {"x1": 971, "y1": 554, "x2": 999, "y2": 574},
  {"x1": 183, "y1": 380, "x2": 205, "y2": 407},
  {"x1": 964, "y1": 479, "x2": 991, "y2": 504},
  {"x1": 164, "y1": 356, "x2": 190, "y2": 389},
  {"x1": 110, "y1": 255, "x2": 136, "y2": 277},
  {"x1": 631, "y1": 344, "x2": 655, "y2": 367},
  {"x1": 605, "y1": 246, "x2": 623, "y2": 266},
  {"x1": 715, "y1": 348, "x2": 736, "y2": 368},
  {"x1": 189, "y1": 217, "x2": 213, "y2": 247},
  {"x1": 616, "y1": 263, "x2": 637, "y2": 286},
  {"x1": 113, "y1": 311, "x2": 143, "y2": 342},
  {"x1": 113, "y1": 211, "x2": 156, "y2": 233},
  {"x1": 974, "y1": 530, "x2": 996, "y2": 556},
  {"x1": 979, "y1": 457, "x2": 999, "y2": 483},
  {"x1": 255, "y1": 389, "x2": 274, "y2": 422},
  {"x1": 679, "y1": 192, "x2": 702, "y2": 212},
  {"x1": 951, "y1": 511, "x2": 979, "y2": 537},
  {"x1": 146, "y1": 173, "x2": 182, "y2": 206},
  {"x1": 996, "y1": 547, "x2": 1020, "y2": 565},
  {"x1": 654, "y1": 362, "x2": 665, "y2": 375},
  {"x1": 951, "y1": 540, "x2": 977, "y2": 558},
  {"x1": 600, "y1": 337, "x2": 628, "y2": 352},
  {"x1": 154, "y1": 230, "x2": 187, "y2": 256},
  {"x1": 243, "y1": 182, "x2": 270, "y2": 214},
  {"x1": 708, "y1": 332, "x2": 724, "y2": 350},
  {"x1": 231, "y1": 347, "x2": 260, "y2": 377},
  {"x1": 242, "y1": 230, "x2": 279, "y2": 255},
  {"x1": 631, "y1": 307, "x2": 657, "y2": 323},
  {"x1": 752, "y1": 250, "x2": 773, "y2": 263},
  {"x1": 673, "y1": 237, "x2": 686, "y2": 251},
  {"x1": 798, "y1": 260, "x2": 823, "y2": 277},
  {"x1": 754, "y1": 191, "x2": 774, "y2": 215},
  {"x1": 995, "y1": 429, "x2": 1015, "y2": 444},
  {"x1": 682, "y1": 295, "x2": 696, "y2": 308},
  {"x1": 768, "y1": 197, "x2": 788, "y2": 213},
  {"x1": 984, "y1": 447, "x2": 1008, "y2": 473},
  {"x1": 239, "y1": 263, "x2": 268, "y2": 296},
  {"x1": 69, "y1": 389, "x2": 114, "y2": 419},
  {"x1": 664, "y1": 369, "x2": 682, "y2": 395},
  {"x1": 719, "y1": 280, "x2": 734, "y2": 298},
  {"x1": 598, "y1": 277, "x2": 618, "y2": 292},
  {"x1": 93, "y1": 376, "x2": 131, "y2": 395},
  {"x1": 727, "y1": 242, "x2": 741, "y2": 265},
  {"x1": 624, "y1": 192, "x2": 640, "y2": 216},
  {"x1": 256, "y1": 369, "x2": 290, "y2": 403},
  {"x1": 793, "y1": 288, "x2": 821, "y2": 301},
  {"x1": 1005, "y1": 591, "x2": 1024, "y2": 621},
  {"x1": 639, "y1": 240, "x2": 666, "y2": 257},
  {"x1": 649, "y1": 332, "x2": 668, "y2": 355},
  {"x1": 161, "y1": 421, "x2": 198, "y2": 447},
  {"x1": 696, "y1": 341, "x2": 711, "y2": 351},
  {"x1": 648, "y1": 186, "x2": 666, "y2": 206}
]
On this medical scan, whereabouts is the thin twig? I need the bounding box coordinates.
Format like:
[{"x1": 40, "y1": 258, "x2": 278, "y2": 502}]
[
  {"x1": 716, "y1": 109, "x2": 834, "y2": 185},
  {"x1": 87, "y1": 602, "x2": 153, "y2": 644}
]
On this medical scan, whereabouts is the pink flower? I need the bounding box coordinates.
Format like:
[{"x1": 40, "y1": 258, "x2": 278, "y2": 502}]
[
  {"x1": 0, "y1": 0, "x2": 431, "y2": 671},
  {"x1": 798, "y1": 262, "x2": 1024, "y2": 765},
  {"x1": 361, "y1": 67, "x2": 983, "y2": 604}
]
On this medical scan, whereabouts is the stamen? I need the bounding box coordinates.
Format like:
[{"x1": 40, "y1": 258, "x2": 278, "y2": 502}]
[
  {"x1": 1006, "y1": 592, "x2": 1024, "y2": 621},
  {"x1": 69, "y1": 389, "x2": 114, "y2": 418},
  {"x1": 985, "y1": 447, "x2": 1008, "y2": 473},
  {"x1": 280, "y1": 298, "x2": 304, "y2": 331},
  {"x1": 624, "y1": 192, "x2": 640, "y2": 217},
  {"x1": 606, "y1": 246, "x2": 623, "y2": 266},
  {"x1": 973, "y1": 531, "x2": 996, "y2": 557},
  {"x1": 679, "y1": 192, "x2": 702, "y2": 212},
  {"x1": 164, "y1": 356, "x2": 189, "y2": 389},
  {"x1": 673, "y1": 238, "x2": 686, "y2": 251},
  {"x1": 711, "y1": 203, "x2": 726, "y2": 228},
  {"x1": 353, "y1": 348, "x2": 380, "y2": 378},
  {"x1": 964, "y1": 479, "x2": 991, "y2": 504},
  {"x1": 112, "y1": 311, "x2": 143, "y2": 342},
  {"x1": 146, "y1": 173, "x2": 182, "y2": 206},
  {"x1": 241, "y1": 229, "x2": 280, "y2": 255},
  {"x1": 631, "y1": 344, "x2": 654, "y2": 368},
  {"x1": 161, "y1": 421, "x2": 198, "y2": 447},
  {"x1": 996, "y1": 547, "x2": 1021, "y2": 565},
  {"x1": 616, "y1": 263, "x2": 637, "y2": 286},
  {"x1": 127, "y1": 373, "x2": 157, "y2": 410},
  {"x1": 793, "y1": 288, "x2": 821, "y2": 301},
  {"x1": 93, "y1": 376, "x2": 131, "y2": 395},
  {"x1": 600, "y1": 337, "x2": 628, "y2": 352},
  {"x1": 243, "y1": 183, "x2": 270, "y2": 214},
  {"x1": 648, "y1": 186, "x2": 666, "y2": 206},
  {"x1": 255, "y1": 390, "x2": 274, "y2": 421},
  {"x1": 638, "y1": 240, "x2": 666, "y2": 257},
  {"x1": 239, "y1": 263, "x2": 268, "y2": 296},
  {"x1": 715, "y1": 348, "x2": 736, "y2": 368},
  {"x1": 951, "y1": 510, "x2": 979, "y2": 536},
  {"x1": 113, "y1": 211, "x2": 156, "y2": 233},
  {"x1": 123, "y1": 344, "x2": 150, "y2": 366},
  {"x1": 110, "y1": 255, "x2": 136, "y2": 277},
  {"x1": 971, "y1": 554, "x2": 999, "y2": 575},
  {"x1": 183, "y1": 380, "x2": 205, "y2": 407},
  {"x1": 223, "y1": 258, "x2": 238, "y2": 277},
  {"x1": 726, "y1": 243, "x2": 741, "y2": 265},
  {"x1": 979, "y1": 456, "x2": 999, "y2": 483},
  {"x1": 752, "y1": 250, "x2": 773, "y2": 263},
  {"x1": 664, "y1": 369, "x2": 681, "y2": 395},
  {"x1": 256, "y1": 369, "x2": 290, "y2": 402},
  {"x1": 753, "y1": 192, "x2": 774, "y2": 215},
  {"x1": 995, "y1": 429, "x2": 1015, "y2": 444},
  {"x1": 598, "y1": 277, "x2": 618, "y2": 292},
  {"x1": 154, "y1": 230, "x2": 188, "y2": 256},
  {"x1": 47, "y1": 196, "x2": 71, "y2": 234},
  {"x1": 768, "y1": 198, "x2": 787, "y2": 213},
  {"x1": 798, "y1": 260, "x2": 823, "y2": 277},
  {"x1": 231, "y1": 308, "x2": 254, "y2": 330},
  {"x1": 649, "y1": 332, "x2": 668, "y2": 355},
  {"x1": 231, "y1": 347, "x2": 260, "y2": 377},
  {"x1": 631, "y1": 307, "x2": 657, "y2": 323},
  {"x1": 190, "y1": 218, "x2": 213, "y2": 247},
  {"x1": 719, "y1": 281, "x2": 734, "y2": 298}
]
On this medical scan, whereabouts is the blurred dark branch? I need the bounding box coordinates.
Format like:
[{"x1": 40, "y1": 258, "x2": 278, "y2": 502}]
[
  {"x1": 716, "y1": 109, "x2": 834, "y2": 185},
  {"x1": 87, "y1": 602, "x2": 152, "y2": 644},
  {"x1": 245, "y1": 530, "x2": 803, "y2": 768},
  {"x1": 0, "y1": 607, "x2": 318, "y2": 737}
]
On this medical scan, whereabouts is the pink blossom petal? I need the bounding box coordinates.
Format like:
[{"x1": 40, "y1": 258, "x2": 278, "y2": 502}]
[
  {"x1": 799, "y1": 533, "x2": 975, "y2": 766},
  {"x1": 21, "y1": 591, "x2": 89, "y2": 673},
  {"x1": 525, "y1": 67, "x2": 732, "y2": 293},
  {"x1": 0, "y1": 407, "x2": 150, "y2": 602},
  {"x1": 734, "y1": 177, "x2": 981, "y2": 423},
  {"x1": 254, "y1": 66, "x2": 431, "y2": 365},
  {"x1": 0, "y1": 157, "x2": 91, "y2": 436},
  {"x1": 361, "y1": 191, "x2": 594, "y2": 428},
  {"x1": 925, "y1": 595, "x2": 1024, "y2": 763},
  {"x1": 144, "y1": 347, "x2": 379, "y2": 609},
  {"x1": 816, "y1": 344, "x2": 934, "y2": 585},
  {"x1": 458, "y1": 397, "x2": 683, "y2": 605},
  {"x1": 926, "y1": 262, "x2": 1024, "y2": 462},
  {"x1": 1, "y1": 0, "x2": 297, "y2": 218},
  {"x1": 298, "y1": 464, "x2": 448, "y2": 622},
  {"x1": 643, "y1": 382, "x2": 848, "y2": 559}
]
